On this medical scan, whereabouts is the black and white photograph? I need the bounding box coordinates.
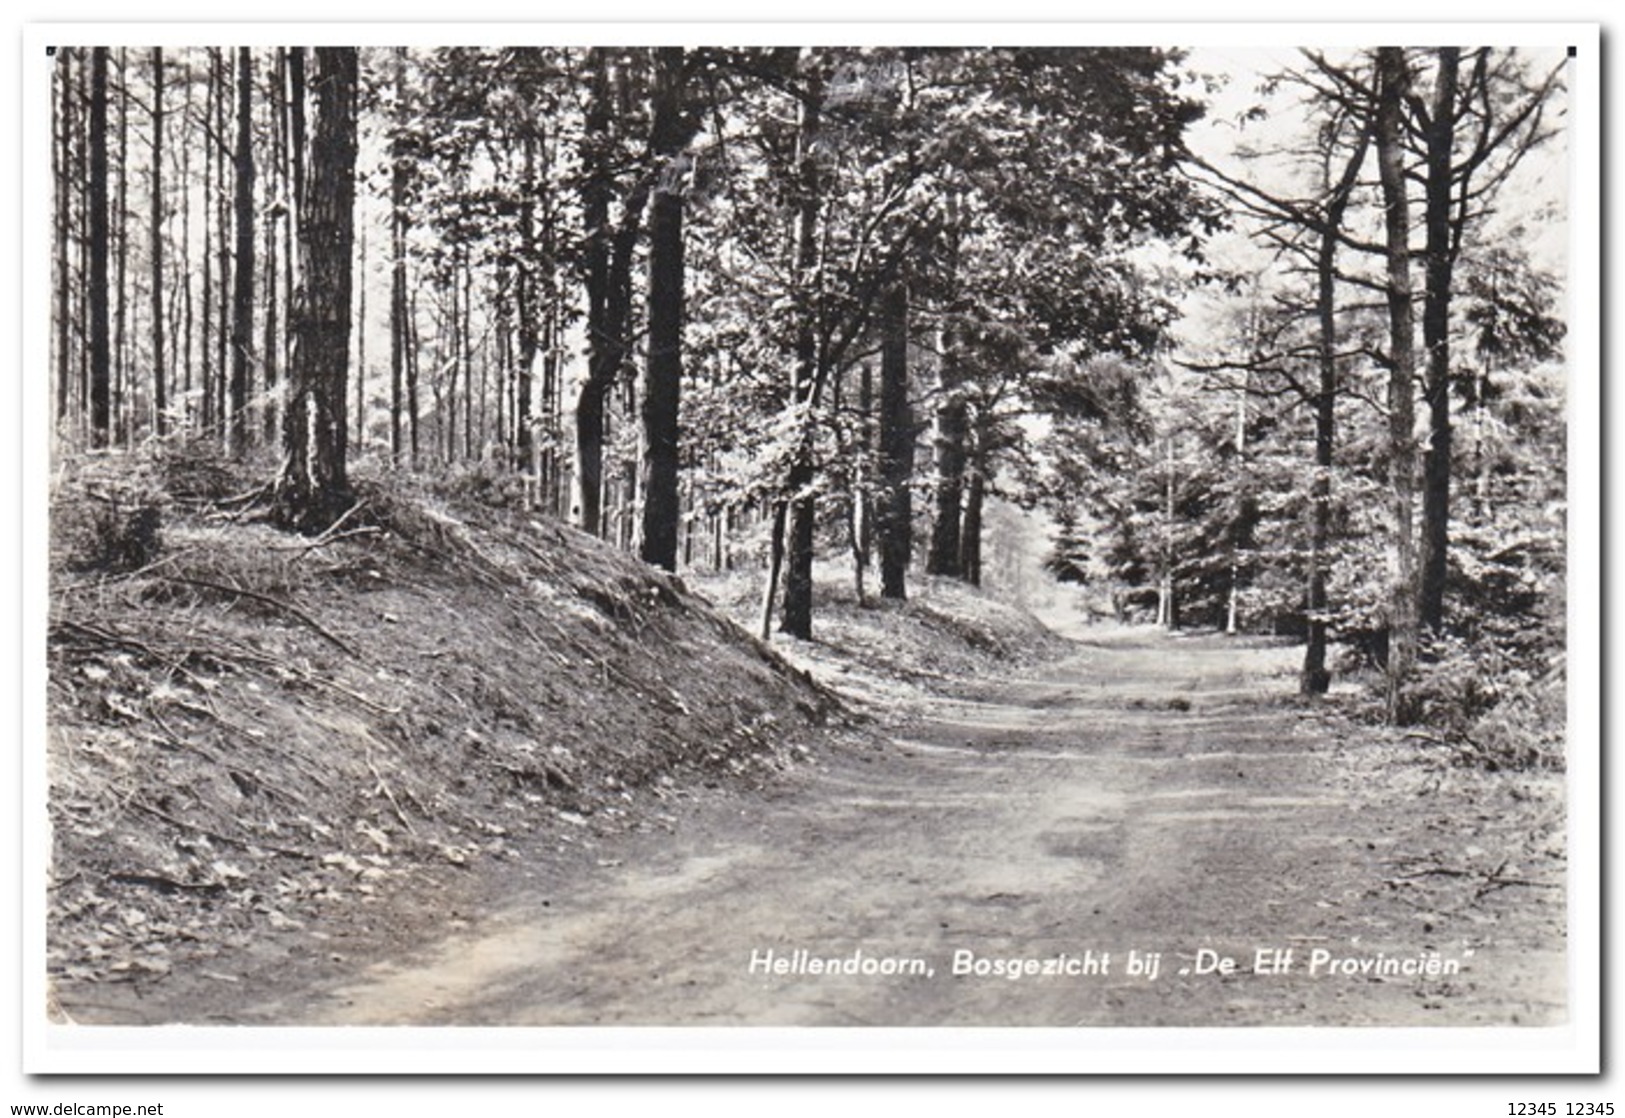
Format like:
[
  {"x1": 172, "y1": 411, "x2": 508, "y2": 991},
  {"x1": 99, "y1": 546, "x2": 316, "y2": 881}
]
[{"x1": 18, "y1": 19, "x2": 1601, "y2": 1092}]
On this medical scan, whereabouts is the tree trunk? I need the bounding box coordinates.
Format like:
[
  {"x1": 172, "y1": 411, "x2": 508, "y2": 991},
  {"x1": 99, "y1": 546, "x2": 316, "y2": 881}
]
[
  {"x1": 389, "y1": 50, "x2": 409, "y2": 465},
  {"x1": 639, "y1": 47, "x2": 692, "y2": 572},
  {"x1": 462, "y1": 249, "x2": 474, "y2": 460},
  {"x1": 927, "y1": 386, "x2": 967, "y2": 579},
  {"x1": 407, "y1": 287, "x2": 421, "y2": 468},
  {"x1": 179, "y1": 65, "x2": 193, "y2": 424},
  {"x1": 445, "y1": 256, "x2": 459, "y2": 462},
  {"x1": 355, "y1": 215, "x2": 366, "y2": 451},
  {"x1": 274, "y1": 47, "x2": 358, "y2": 532},
  {"x1": 55, "y1": 48, "x2": 73, "y2": 428},
  {"x1": 263, "y1": 204, "x2": 279, "y2": 444},
  {"x1": 150, "y1": 48, "x2": 167, "y2": 436},
  {"x1": 1301, "y1": 222, "x2": 1339, "y2": 695},
  {"x1": 876, "y1": 277, "x2": 913, "y2": 600},
  {"x1": 229, "y1": 46, "x2": 255, "y2": 456},
  {"x1": 1159, "y1": 433, "x2": 1179, "y2": 631},
  {"x1": 575, "y1": 47, "x2": 622, "y2": 538},
  {"x1": 1419, "y1": 47, "x2": 1461, "y2": 635},
  {"x1": 286, "y1": 47, "x2": 307, "y2": 447},
  {"x1": 960, "y1": 435, "x2": 984, "y2": 588},
  {"x1": 88, "y1": 47, "x2": 110, "y2": 448},
  {"x1": 926, "y1": 193, "x2": 965, "y2": 578},
  {"x1": 639, "y1": 169, "x2": 684, "y2": 569},
  {"x1": 214, "y1": 48, "x2": 230, "y2": 441},
  {"x1": 263, "y1": 50, "x2": 287, "y2": 446},
  {"x1": 1300, "y1": 128, "x2": 1367, "y2": 695},
  {"x1": 76, "y1": 53, "x2": 91, "y2": 440},
  {"x1": 848, "y1": 361, "x2": 873, "y2": 605},
  {"x1": 760, "y1": 500, "x2": 789, "y2": 642},
  {"x1": 515, "y1": 131, "x2": 538, "y2": 476},
  {"x1": 1375, "y1": 46, "x2": 1421, "y2": 725},
  {"x1": 113, "y1": 50, "x2": 128, "y2": 447},
  {"x1": 780, "y1": 71, "x2": 823, "y2": 638}
]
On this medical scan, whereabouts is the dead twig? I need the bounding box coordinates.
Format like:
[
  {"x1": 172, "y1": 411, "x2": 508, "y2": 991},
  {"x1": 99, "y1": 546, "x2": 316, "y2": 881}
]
[
  {"x1": 271, "y1": 525, "x2": 383, "y2": 555},
  {"x1": 365, "y1": 750, "x2": 417, "y2": 836},
  {"x1": 51, "y1": 547, "x2": 197, "y2": 596}
]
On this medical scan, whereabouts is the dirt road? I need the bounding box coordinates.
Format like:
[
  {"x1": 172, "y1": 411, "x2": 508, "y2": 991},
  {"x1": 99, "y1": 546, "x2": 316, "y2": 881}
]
[{"x1": 240, "y1": 627, "x2": 1561, "y2": 1029}]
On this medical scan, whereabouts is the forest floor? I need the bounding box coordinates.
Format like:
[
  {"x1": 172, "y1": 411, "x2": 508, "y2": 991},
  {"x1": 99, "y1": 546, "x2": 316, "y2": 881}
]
[{"x1": 43, "y1": 453, "x2": 1567, "y2": 1029}]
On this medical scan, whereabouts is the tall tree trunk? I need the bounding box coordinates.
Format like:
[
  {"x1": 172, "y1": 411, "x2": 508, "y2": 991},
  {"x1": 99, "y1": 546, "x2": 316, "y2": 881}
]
[
  {"x1": 592, "y1": 221, "x2": 642, "y2": 539},
  {"x1": 1419, "y1": 47, "x2": 1461, "y2": 635},
  {"x1": 575, "y1": 48, "x2": 614, "y2": 536},
  {"x1": 1301, "y1": 223, "x2": 1340, "y2": 695},
  {"x1": 640, "y1": 47, "x2": 692, "y2": 572},
  {"x1": 541, "y1": 156, "x2": 564, "y2": 513},
  {"x1": 228, "y1": 46, "x2": 255, "y2": 456},
  {"x1": 515, "y1": 131, "x2": 537, "y2": 477},
  {"x1": 150, "y1": 48, "x2": 167, "y2": 436},
  {"x1": 1300, "y1": 128, "x2": 1368, "y2": 695},
  {"x1": 389, "y1": 49, "x2": 408, "y2": 465},
  {"x1": 926, "y1": 193, "x2": 965, "y2": 577},
  {"x1": 876, "y1": 276, "x2": 913, "y2": 600},
  {"x1": 274, "y1": 47, "x2": 358, "y2": 532},
  {"x1": 200, "y1": 52, "x2": 215, "y2": 433},
  {"x1": 781, "y1": 71, "x2": 823, "y2": 638},
  {"x1": 408, "y1": 288, "x2": 421, "y2": 468},
  {"x1": 263, "y1": 205, "x2": 279, "y2": 443},
  {"x1": 179, "y1": 65, "x2": 193, "y2": 424},
  {"x1": 76, "y1": 52, "x2": 91, "y2": 441},
  {"x1": 263, "y1": 49, "x2": 286, "y2": 446},
  {"x1": 1375, "y1": 46, "x2": 1421, "y2": 725},
  {"x1": 55, "y1": 48, "x2": 73, "y2": 428},
  {"x1": 445, "y1": 258, "x2": 459, "y2": 462},
  {"x1": 215, "y1": 48, "x2": 230, "y2": 441},
  {"x1": 462, "y1": 249, "x2": 474, "y2": 460},
  {"x1": 88, "y1": 47, "x2": 110, "y2": 448},
  {"x1": 113, "y1": 49, "x2": 129, "y2": 447}
]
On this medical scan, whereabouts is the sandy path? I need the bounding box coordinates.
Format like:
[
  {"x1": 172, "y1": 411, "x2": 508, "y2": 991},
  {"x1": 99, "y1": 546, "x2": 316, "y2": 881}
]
[{"x1": 283, "y1": 629, "x2": 1562, "y2": 1028}]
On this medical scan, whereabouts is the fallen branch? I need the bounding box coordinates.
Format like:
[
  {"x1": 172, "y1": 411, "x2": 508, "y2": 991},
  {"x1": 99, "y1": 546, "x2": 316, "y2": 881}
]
[
  {"x1": 210, "y1": 481, "x2": 272, "y2": 511},
  {"x1": 106, "y1": 871, "x2": 227, "y2": 895},
  {"x1": 128, "y1": 799, "x2": 315, "y2": 861},
  {"x1": 270, "y1": 500, "x2": 377, "y2": 556},
  {"x1": 159, "y1": 575, "x2": 360, "y2": 658}
]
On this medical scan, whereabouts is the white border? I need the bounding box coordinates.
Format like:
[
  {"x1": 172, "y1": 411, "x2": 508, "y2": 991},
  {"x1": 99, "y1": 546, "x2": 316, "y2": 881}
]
[{"x1": 13, "y1": 16, "x2": 1603, "y2": 1089}]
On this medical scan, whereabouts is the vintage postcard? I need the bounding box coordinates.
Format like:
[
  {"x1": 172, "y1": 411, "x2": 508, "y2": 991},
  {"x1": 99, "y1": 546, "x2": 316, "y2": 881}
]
[{"x1": 20, "y1": 20, "x2": 1600, "y2": 1086}]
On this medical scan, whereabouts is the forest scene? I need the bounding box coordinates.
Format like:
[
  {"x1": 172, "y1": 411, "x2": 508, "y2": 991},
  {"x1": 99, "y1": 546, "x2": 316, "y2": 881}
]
[{"x1": 40, "y1": 41, "x2": 1575, "y2": 1034}]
